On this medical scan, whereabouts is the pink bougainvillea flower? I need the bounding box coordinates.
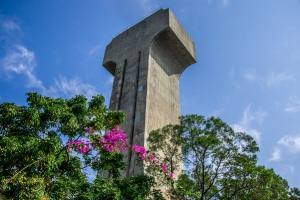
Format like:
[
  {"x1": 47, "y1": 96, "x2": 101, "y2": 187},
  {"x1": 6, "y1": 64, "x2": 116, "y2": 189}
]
[
  {"x1": 161, "y1": 164, "x2": 169, "y2": 174},
  {"x1": 75, "y1": 140, "x2": 90, "y2": 153},
  {"x1": 67, "y1": 126, "x2": 176, "y2": 181},
  {"x1": 97, "y1": 126, "x2": 128, "y2": 152},
  {"x1": 169, "y1": 173, "x2": 175, "y2": 180},
  {"x1": 147, "y1": 154, "x2": 155, "y2": 164},
  {"x1": 67, "y1": 141, "x2": 76, "y2": 149},
  {"x1": 133, "y1": 144, "x2": 147, "y2": 160}
]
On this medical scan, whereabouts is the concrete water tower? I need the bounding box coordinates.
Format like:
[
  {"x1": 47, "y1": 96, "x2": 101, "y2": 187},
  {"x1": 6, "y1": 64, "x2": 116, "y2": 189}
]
[{"x1": 102, "y1": 8, "x2": 196, "y2": 177}]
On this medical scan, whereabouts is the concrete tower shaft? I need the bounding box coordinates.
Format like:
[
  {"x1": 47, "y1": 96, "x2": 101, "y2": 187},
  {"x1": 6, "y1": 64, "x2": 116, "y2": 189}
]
[{"x1": 102, "y1": 8, "x2": 196, "y2": 177}]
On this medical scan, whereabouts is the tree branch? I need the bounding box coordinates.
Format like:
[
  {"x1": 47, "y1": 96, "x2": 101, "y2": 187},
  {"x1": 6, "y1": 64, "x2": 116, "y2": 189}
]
[{"x1": 0, "y1": 156, "x2": 46, "y2": 191}]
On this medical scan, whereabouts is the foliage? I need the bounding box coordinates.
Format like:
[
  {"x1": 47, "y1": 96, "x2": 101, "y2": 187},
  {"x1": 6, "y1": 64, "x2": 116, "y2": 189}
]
[
  {"x1": 147, "y1": 124, "x2": 184, "y2": 172},
  {"x1": 146, "y1": 124, "x2": 184, "y2": 191},
  {"x1": 147, "y1": 114, "x2": 294, "y2": 200},
  {"x1": 224, "y1": 165, "x2": 289, "y2": 200},
  {"x1": 0, "y1": 92, "x2": 165, "y2": 199},
  {"x1": 2, "y1": 92, "x2": 296, "y2": 200},
  {"x1": 290, "y1": 187, "x2": 300, "y2": 200}
]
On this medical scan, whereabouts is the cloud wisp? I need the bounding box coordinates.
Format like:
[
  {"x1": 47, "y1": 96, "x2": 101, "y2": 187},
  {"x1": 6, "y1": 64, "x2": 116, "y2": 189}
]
[
  {"x1": 278, "y1": 135, "x2": 300, "y2": 153},
  {"x1": 285, "y1": 96, "x2": 300, "y2": 113},
  {"x1": 269, "y1": 147, "x2": 281, "y2": 161},
  {"x1": 1, "y1": 45, "x2": 43, "y2": 88},
  {"x1": 0, "y1": 18, "x2": 20, "y2": 32},
  {"x1": 242, "y1": 68, "x2": 294, "y2": 87},
  {"x1": 267, "y1": 72, "x2": 294, "y2": 87},
  {"x1": 232, "y1": 104, "x2": 266, "y2": 143},
  {"x1": 0, "y1": 16, "x2": 98, "y2": 100},
  {"x1": 88, "y1": 44, "x2": 102, "y2": 56},
  {"x1": 269, "y1": 134, "x2": 300, "y2": 162},
  {"x1": 53, "y1": 76, "x2": 97, "y2": 99},
  {"x1": 1, "y1": 45, "x2": 97, "y2": 99}
]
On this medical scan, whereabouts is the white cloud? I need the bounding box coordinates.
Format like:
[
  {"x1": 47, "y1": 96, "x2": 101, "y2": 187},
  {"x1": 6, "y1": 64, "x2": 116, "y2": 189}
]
[
  {"x1": 285, "y1": 96, "x2": 300, "y2": 113},
  {"x1": 232, "y1": 124, "x2": 261, "y2": 143},
  {"x1": 285, "y1": 106, "x2": 300, "y2": 113},
  {"x1": 269, "y1": 148, "x2": 281, "y2": 161},
  {"x1": 232, "y1": 104, "x2": 266, "y2": 142},
  {"x1": 1, "y1": 45, "x2": 41, "y2": 87},
  {"x1": 0, "y1": 17, "x2": 98, "y2": 100},
  {"x1": 242, "y1": 69, "x2": 294, "y2": 87},
  {"x1": 88, "y1": 44, "x2": 102, "y2": 56},
  {"x1": 2, "y1": 45, "x2": 35, "y2": 73},
  {"x1": 243, "y1": 68, "x2": 257, "y2": 81},
  {"x1": 255, "y1": 109, "x2": 267, "y2": 125},
  {"x1": 269, "y1": 134, "x2": 300, "y2": 162},
  {"x1": 241, "y1": 104, "x2": 267, "y2": 125},
  {"x1": 1, "y1": 45, "x2": 97, "y2": 99},
  {"x1": 267, "y1": 72, "x2": 294, "y2": 86},
  {"x1": 0, "y1": 18, "x2": 20, "y2": 32},
  {"x1": 53, "y1": 76, "x2": 97, "y2": 99},
  {"x1": 278, "y1": 135, "x2": 300, "y2": 153}
]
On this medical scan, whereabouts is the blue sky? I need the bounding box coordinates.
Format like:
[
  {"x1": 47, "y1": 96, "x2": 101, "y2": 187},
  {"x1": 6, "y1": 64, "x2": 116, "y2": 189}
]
[{"x1": 1, "y1": 0, "x2": 300, "y2": 188}]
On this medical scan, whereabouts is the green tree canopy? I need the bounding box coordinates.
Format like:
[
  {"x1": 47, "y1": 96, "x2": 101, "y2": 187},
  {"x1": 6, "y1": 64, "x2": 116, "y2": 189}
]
[
  {"x1": 0, "y1": 92, "x2": 164, "y2": 199},
  {"x1": 147, "y1": 114, "x2": 293, "y2": 200}
]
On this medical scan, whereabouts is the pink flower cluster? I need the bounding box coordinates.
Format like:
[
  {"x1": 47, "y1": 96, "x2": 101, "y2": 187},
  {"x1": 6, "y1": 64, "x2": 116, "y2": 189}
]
[
  {"x1": 132, "y1": 144, "x2": 146, "y2": 160},
  {"x1": 67, "y1": 126, "x2": 175, "y2": 180},
  {"x1": 132, "y1": 144, "x2": 175, "y2": 180},
  {"x1": 68, "y1": 126, "x2": 127, "y2": 153},
  {"x1": 68, "y1": 140, "x2": 90, "y2": 153},
  {"x1": 99, "y1": 126, "x2": 127, "y2": 152}
]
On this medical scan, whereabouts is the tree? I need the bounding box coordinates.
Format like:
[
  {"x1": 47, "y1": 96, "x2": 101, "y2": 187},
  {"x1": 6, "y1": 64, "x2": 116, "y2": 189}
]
[
  {"x1": 0, "y1": 92, "x2": 164, "y2": 199},
  {"x1": 147, "y1": 114, "x2": 291, "y2": 200},
  {"x1": 223, "y1": 165, "x2": 289, "y2": 200},
  {"x1": 290, "y1": 187, "x2": 300, "y2": 200},
  {"x1": 148, "y1": 115, "x2": 259, "y2": 199},
  {"x1": 146, "y1": 124, "x2": 184, "y2": 186}
]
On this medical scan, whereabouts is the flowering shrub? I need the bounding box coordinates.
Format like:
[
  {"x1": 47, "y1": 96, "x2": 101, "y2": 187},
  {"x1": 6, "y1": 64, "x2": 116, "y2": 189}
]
[
  {"x1": 99, "y1": 126, "x2": 128, "y2": 152},
  {"x1": 68, "y1": 140, "x2": 90, "y2": 153},
  {"x1": 68, "y1": 126, "x2": 175, "y2": 180}
]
